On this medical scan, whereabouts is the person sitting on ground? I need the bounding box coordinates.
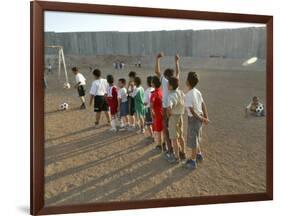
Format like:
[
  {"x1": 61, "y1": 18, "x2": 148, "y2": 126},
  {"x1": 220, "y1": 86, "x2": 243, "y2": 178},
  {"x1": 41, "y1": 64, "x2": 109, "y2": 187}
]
[{"x1": 245, "y1": 96, "x2": 265, "y2": 117}]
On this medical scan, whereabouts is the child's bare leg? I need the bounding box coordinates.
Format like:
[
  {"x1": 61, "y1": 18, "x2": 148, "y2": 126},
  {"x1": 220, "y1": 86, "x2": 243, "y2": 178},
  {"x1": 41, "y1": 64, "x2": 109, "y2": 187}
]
[
  {"x1": 191, "y1": 148, "x2": 197, "y2": 160},
  {"x1": 155, "y1": 132, "x2": 160, "y2": 146},
  {"x1": 171, "y1": 139, "x2": 179, "y2": 159},
  {"x1": 80, "y1": 96, "x2": 85, "y2": 104},
  {"x1": 111, "y1": 114, "x2": 117, "y2": 129},
  {"x1": 140, "y1": 117, "x2": 145, "y2": 129},
  {"x1": 179, "y1": 135, "x2": 185, "y2": 153},
  {"x1": 95, "y1": 112, "x2": 101, "y2": 124},
  {"x1": 104, "y1": 111, "x2": 111, "y2": 124},
  {"x1": 130, "y1": 115, "x2": 135, "y2": 126},
  {"x1": 197, "y1": 144, "x2": 202, "y2": 154},
  {"x1": 146, "y1": 125, "x2": 153, "y2": 137}
]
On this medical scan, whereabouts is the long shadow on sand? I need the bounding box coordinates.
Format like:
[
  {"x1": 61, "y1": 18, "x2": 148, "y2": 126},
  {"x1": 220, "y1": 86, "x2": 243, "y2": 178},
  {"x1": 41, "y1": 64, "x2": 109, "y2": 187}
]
[
  {"x1": 45, "y1": 131, "x2": 136, "y2": 166},
  {"x1": 45, "y1": 143, "x2": 152, "y2": 205},
  {"x1": 45, "y1": 135, "x2": 147, "y2": 183},
  {"x1": 45, "y1": 124, "x2": 108, "y2": 143}
]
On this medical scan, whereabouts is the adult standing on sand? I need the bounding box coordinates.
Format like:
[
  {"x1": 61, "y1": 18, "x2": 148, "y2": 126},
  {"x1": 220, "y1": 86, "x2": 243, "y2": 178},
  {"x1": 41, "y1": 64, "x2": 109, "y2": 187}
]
[{"x1": 155, "y1": 52, "x2": 181, "y2": 160}]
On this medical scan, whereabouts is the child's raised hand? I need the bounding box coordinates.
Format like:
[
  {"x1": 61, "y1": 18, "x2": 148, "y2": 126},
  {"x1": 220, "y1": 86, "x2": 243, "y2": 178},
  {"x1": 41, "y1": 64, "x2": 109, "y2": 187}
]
[
  {"x1": 175, "y1": 54, "x2": 180, "y2": 61},
  {"x1": 157, "y1": 52, "x2": 164, "y2": 58}
]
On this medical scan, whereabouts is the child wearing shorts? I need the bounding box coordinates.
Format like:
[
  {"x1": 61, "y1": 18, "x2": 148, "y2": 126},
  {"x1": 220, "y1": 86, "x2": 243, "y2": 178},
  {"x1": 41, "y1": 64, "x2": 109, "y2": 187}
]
[
  {"x1": 132, "y1": 77, "x2": 145, "y2": 134},
  {"x1": 72, "y1": 67, "x2": 87, "y2": 109},
  {"x1": 184, "y1": 71, "x2": 209, "y2": 169},
  {"x1": 89, "y1": 69, "x2": 111, "y2": 128},
  {"x1": 127, "y1": 71, "x2": 137, "y2": 131},
  {"x1": 144, "y1": 76, "x2": 154, "y2": 142},
  {"x1": 118, "y1": 78, "x2": 129, "y2": 130},
  {"x1": 150, "y1": 76, "x2": 164, "y2": 152},
  {"x1": 106, "y1": 75, "x2": 118, "y2": 132},
  {"x1": 167, "y1": 77, "x2": 186, "y2": 164}
]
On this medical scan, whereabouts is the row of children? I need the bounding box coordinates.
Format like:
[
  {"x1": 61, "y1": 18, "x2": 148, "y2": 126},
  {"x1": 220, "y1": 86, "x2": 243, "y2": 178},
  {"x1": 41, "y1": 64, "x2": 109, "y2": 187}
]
[{"x1": 71, "y1": 52, "x2": 210, "y2": 169}]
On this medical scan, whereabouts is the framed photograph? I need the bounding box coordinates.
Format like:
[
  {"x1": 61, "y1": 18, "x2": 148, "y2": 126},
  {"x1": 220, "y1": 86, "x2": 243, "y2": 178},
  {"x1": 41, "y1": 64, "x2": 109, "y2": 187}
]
[{"x1": 31, "y1": 1, "x2": 273, "y2": 215}]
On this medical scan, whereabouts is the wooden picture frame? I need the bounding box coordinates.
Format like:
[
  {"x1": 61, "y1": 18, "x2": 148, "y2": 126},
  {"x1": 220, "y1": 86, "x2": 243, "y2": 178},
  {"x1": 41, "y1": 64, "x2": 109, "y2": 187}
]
[{"x1": 31, "y1": 1, "x2": 273, "y2": 215}]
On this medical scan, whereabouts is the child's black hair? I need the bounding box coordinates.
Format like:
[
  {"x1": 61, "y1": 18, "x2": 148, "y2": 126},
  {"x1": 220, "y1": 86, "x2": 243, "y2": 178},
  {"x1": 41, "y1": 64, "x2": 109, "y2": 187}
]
[
  {"x1": 164, "y1": 68, "x2": 174, "y2": 79},
  {"x1": 147, "y1": 76, "x2": 153, "y2": 87},
  {"x1": 106, "y1": 74, "x2": 114, "y2": 84},
  {"x1": 134, "y1": 76, "x2": 141, "y2": 87},
  {"x1": 187, "y1": 71, "x2": 199, "y2": 88},
  {"x1": 168, "y1": 77, "x2": 179, "y2": 90},
  {"x1": 93, "y1": 69, "x2": 101, "y2": 78},
  {"x1": 152, "y1": 76, "x2": 161, "y2": 88},
  {"x1": 128, "y1": 71, "x2": 137, "y2": 78},
  {"x1": 118, "y1": 78, "x2": 126, "y2": 84},
  {"x1": 71, "y1": 67, "x2": 78, "y2": 72}
]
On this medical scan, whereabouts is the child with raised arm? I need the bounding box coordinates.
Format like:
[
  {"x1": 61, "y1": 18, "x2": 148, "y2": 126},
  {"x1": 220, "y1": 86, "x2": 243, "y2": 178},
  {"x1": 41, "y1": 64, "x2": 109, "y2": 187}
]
[
  {"x1": 184, "y1": 71, "x2": 209, "y2": 170},
  {"x1": 118, "y1": 78, "x2": 129, "y2": 130},
  {"x1": 167, "y1": 77, "x2": 186, "y2": 164},
  {"x1": 89, "y1": 69, "x2": 111, "y2": 128},
  {"x1": 132, "y1": 77, "x2": 145, "y2": 134},
  {"x1": 144, "y1": 76, "x2": 154, "y2": 142},
  {"x1": 106, "y1": 75, "x2": 118, "y2": 132},
  {"x1": 154, "y1": 53, "x2": 181, "y2": 158},
  {"x1": 72, "y1": 67, "x2": 87, "y2": 109}
]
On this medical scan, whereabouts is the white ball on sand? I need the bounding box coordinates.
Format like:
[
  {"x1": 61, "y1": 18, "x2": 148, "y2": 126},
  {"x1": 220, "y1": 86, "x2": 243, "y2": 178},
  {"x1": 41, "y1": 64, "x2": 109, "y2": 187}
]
[
  {"x1": 59, "y1": 102, "x2": 69, "y2": 111},
  {"x1": 64, "y1": 82, "x2": 71, "y2": 89},
  {"x1": 256, "y1": 104, "x2": 264, "y2": 113}
]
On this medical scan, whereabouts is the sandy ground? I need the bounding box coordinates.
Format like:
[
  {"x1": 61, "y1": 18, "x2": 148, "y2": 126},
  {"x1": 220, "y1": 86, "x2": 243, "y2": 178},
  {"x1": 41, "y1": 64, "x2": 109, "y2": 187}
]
[{"x1": 44, "y1": 64, "x2": 266, "y2": 206}]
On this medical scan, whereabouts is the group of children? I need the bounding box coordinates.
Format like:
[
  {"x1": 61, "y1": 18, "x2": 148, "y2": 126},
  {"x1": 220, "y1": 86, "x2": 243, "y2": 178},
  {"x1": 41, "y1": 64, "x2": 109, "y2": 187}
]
[{"x1": 71, "y1": 53, "x2": 210, "y2": 169}]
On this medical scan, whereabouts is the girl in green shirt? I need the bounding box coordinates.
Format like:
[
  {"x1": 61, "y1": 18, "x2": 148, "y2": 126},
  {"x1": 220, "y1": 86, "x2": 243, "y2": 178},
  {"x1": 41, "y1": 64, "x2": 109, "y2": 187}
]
[{"x1": 132, "y1": 77, "x2": 145, "y2": 133}]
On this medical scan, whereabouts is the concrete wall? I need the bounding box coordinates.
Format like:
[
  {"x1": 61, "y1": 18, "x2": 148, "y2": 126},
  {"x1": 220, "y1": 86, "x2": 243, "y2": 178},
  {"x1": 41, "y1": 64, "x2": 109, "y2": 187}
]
[{"x1": 45, "y1": 27, "x2": 266, "y2": 59}]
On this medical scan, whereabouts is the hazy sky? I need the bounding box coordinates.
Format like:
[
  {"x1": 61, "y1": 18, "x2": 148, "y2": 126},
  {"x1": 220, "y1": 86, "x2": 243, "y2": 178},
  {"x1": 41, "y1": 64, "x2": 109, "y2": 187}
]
[{"x1": 44, "y1": 11, "x2": 265, "y2": 33}]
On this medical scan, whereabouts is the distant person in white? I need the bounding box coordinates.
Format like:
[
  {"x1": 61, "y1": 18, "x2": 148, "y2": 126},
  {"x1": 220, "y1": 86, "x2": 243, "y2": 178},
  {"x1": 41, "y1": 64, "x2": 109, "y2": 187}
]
[
  {"x1": 89, "y1": 69, "x2": 110, "y2": 128},
  {"x1": 72, "y1": 67, "x2": 87, "y2": 109}
]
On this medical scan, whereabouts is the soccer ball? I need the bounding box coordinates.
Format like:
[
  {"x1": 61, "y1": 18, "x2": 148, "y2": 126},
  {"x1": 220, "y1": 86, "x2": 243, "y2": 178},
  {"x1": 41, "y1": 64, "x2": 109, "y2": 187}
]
[
  {"x1": 59, "y1": 102, "x2": 69, "y2": 111},
  {"x1": 63, "y1": 82, "x2": 71, "y2": 89},
  {"x1": 256, "y1": 104, "x2": 264, "y2": 113}
]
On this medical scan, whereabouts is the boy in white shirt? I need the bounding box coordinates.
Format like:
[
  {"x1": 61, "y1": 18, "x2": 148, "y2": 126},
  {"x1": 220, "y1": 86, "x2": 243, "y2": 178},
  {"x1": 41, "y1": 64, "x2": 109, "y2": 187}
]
[
  {"x1": 89, "y1": 69, "x2": 111, "y2": 128},
  {"x1": 72, "y1": 67, "x2": 86, "y2": 109},
  {"x1": 184, "y1": 71, "x2": 209, "y2": 170}
]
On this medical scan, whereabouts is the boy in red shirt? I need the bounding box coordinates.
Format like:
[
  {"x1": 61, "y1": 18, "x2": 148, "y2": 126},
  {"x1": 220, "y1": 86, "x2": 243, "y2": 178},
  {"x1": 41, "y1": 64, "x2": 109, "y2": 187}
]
[
  {"x1": 150, "y1": 76, "x2": 164, "y2": 152},
  {"x1": 106, "y1": 75, "x2": 118, "y2": 132}
]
